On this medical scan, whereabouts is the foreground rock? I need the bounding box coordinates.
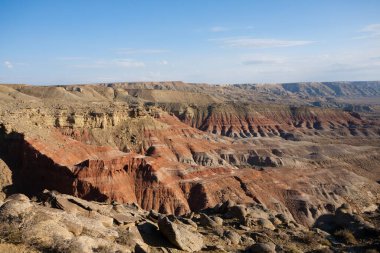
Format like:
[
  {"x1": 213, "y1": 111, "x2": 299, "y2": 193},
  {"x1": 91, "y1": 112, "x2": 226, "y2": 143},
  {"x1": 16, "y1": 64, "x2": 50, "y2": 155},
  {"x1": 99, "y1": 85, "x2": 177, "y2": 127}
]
[
  {"x1": 158, "y1": 216, "x2": 203, "y2": 252},
  {"x1": 247, "y1": 242, "x2": 276, "y2": 253},
  {"x1": 0, "y1": 191, "x2": 379, "y2": 253}
]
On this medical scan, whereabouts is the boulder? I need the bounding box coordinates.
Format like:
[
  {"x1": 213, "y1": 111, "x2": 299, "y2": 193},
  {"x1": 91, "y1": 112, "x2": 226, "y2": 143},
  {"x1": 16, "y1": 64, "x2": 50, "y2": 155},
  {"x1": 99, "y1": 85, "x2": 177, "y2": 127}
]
[
  {"x1": 218, "y1": 200, "x2": 235, "y2": 214},
  {"x1": 257, "y1": 218, "x2": 276, "y2": 230},
  {"x1": 0, "y1": 197, "x2": 32, "y2": 220},
  {"x1": 158, "y1": 216, "x2": 203, "y2": 252},
  {"x1": 247, "y1": 206, "x2": 270, "y2": 220},
  {"x1": 200, "y1": 213, "x2": 218, "y2": 228},
  {"x1": 4, "y1": 193, "x2": 30, "y2": 202},
  {"x1": 247, "y1": 242, "x2": 276, "y2": 253},
  {"x1": 179, "y1": 217, "x2": 198, "y2": 229},
  {"x1": 225, "y1": 205, "x2": 247, "y2": 222},
  {"x1": 22, "y1": 219, "x2": 73, "y2": 249},
  {"x1": 69, "y1": 235, "x2": 118, "y2": 253},
  {"x1": 223, "y1": 230, "x2": 241, "y2": 245},
  {"x1": 212, "y1": 216, "x2": 224, "y2": 226}
]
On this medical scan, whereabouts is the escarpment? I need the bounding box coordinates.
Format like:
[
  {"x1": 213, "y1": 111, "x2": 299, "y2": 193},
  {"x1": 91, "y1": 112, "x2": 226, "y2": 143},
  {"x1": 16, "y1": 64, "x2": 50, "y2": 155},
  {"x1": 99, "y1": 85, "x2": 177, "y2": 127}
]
[{"x1": 162, "y1": 103, "x2": 379, "y2": 140}]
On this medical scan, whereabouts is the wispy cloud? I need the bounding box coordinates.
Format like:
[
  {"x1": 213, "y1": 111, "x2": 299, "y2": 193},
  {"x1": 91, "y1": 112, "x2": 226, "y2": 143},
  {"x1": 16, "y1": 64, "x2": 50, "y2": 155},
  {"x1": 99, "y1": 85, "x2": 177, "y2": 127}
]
[
  {"x1": 57, "y1": 56, "x2": 87, "y2": 60},
  {"x1": 207, "y1": 25, "x2": 254, "y2": 33},
  {"x1": 4, "y1": 61, "x2": 13, "y2": 69},
  {"x1": 361, "y1": 23, "x2": 380, "y2": 36},
  {"x1": 158, "y1": 60, "x2": 168, "y2": 65},
  {"x1": 116, "y1": 59, "x2": 145, "y2": 68},
  {"x1": 242, "y1": 59, "x2": 281, "y2": 65},
  {"x1": 117, "y1": 48, "x2": 169, "y2": 54},
  {"x1": 355, "y1": 24, "x2": 380, "y2": 39},
  {"x1": 210, "y1": 26, "x2": 229, "y2": 32},
  {"x1": 73, "y1": 59, "x2": 145, "y2": 68},
  {"x1": 212, "y1": 37, "x2": 314, "y2": 49}
]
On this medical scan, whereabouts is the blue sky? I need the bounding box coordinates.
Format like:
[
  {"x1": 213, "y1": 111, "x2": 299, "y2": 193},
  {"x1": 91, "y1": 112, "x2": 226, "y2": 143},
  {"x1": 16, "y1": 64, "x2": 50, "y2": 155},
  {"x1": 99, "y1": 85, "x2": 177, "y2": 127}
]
[{"x1": 1, "y1": 0, "x2": 380, "y2": 84}]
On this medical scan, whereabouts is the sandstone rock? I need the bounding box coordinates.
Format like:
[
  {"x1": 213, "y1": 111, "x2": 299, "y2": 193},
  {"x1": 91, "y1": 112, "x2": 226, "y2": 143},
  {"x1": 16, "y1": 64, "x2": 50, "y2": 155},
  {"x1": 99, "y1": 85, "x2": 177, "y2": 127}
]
[
  {"x1": 205, "y1": 245, "x2": 226, "y2": 252},
  {"x1": 212, "y1": 216, "x2": 224, "y2": 226},
  {"x1": 5, "y1": 193, "x2": 30, "y2": 202},
  {"x1": 53, "y1": 195, "x2": 88, "y2": 214},
  {"x1": 225, "y1": 205, "x2": 247, "y2": 222},
  {"x1": 275, "y1": 213, "x2": 290, "y2": 224},
  {"x1": 179, "y1": 217, "x2": 198, "y2": 229},
  {"x1": 78, "y1": 215, "x2": 119, "y2": 239},
  {"x1": 158, "y1": 216, "x2": 203, "y2": 252},
  {"x1": 87, "y1": 211, "x2": 114, "y2": 227},
  {"x1": 315, "y1": 203, "x2": 378, "y2": 237},
  {"x1": 257, "y1": 218, "x2": 276, "y2": 230},
  {"x1": 22, "y1": 219, "x2": 73, "y2": 249},
  {"x1": 218, "y1": 200, "x2": 235, "y2": 214},
  {"x1": 112, "y1": 213, "x2": 140, "y2": 225},
  {"x1": 0, "y1": 198, "x2": 32, "y2": 220},
  {"x1": 61, "y1": 216, "x2": 84, "y2": 236},
  {"x1": 135, "y1": 241, "x2": 151, "y2": 253},
  {"x1": 200, "y1": 213, "x2": 219, "y2": 228},
  {"x1": 117, "y1": 225, "x2": 144, "y2": 249},
  {"x1": 69, "y1": 235, "x2": 112, "y2": 253},
  {"x1": 241, "y1": 235, "x2": 255, "y2": 245},
  {"x1": 247, "y1": 242, "x2": 276, "y2": 253},
  {"x1": 269, "y1": 217, "x2": 282, "y2": 226},
  {"x1": 223, "y1": 230, "x2": 241, "y2": 245}
]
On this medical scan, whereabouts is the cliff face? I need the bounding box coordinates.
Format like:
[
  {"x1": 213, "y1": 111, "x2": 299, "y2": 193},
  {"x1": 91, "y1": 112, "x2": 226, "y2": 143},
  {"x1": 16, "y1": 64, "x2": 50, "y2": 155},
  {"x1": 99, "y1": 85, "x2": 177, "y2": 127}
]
[
  {"x1": 163, "y1": 103, "x2": 377, "y2": 139},
  {"x1": 1, "y1": 103, "x2": 379, "y2": 226}
]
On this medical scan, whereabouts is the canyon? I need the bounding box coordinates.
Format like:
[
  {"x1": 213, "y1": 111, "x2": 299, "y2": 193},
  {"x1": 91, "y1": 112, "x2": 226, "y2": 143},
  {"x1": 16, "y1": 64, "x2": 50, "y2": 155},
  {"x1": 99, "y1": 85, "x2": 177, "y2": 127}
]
[{"x1": 0, "y1": 81, "x2": 379, "y2": 252}]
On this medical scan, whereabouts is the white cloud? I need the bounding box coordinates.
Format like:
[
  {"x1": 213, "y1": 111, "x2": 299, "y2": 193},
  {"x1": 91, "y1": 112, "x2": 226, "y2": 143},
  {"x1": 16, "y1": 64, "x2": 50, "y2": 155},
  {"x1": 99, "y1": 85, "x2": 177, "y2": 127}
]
[
  {"x1": 117, "y1": 48, "x2": 168, "y2": 54},
  {"x1": 73, "y1": 59, "x2": 145, "y2": 69},
  {"x1": 212, "y1": 37, "x2": 314, "y2": 49},
  {"x1": 210, "y1": 26, "x2": 229, "y2": 32},
  {"x1": 57, "y1": 56, "x2": 87, "y2": 60},
  {"x1": 361, "y1": 24, "x2": 380, "y2": 36},
  {"x1": 242, "y1": 55, "x2": 285, "y2": 65},
  {"x1": 158, "y1": 60, "x2": 168, "y2": 65},
  {"x1": 355, "y1": 24, "x2": 380, "y2": 39},
  {"x1": 116, "y1": 59, "x2": 145, "y2": 68},
  {"x1": 4, "y1": 61, "x2": 13, "y2": 69}
]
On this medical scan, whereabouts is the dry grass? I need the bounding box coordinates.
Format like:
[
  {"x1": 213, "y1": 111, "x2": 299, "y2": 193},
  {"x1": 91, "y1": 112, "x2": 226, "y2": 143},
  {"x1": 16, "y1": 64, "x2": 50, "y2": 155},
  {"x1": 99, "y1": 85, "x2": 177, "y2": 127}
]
[
  {"x1": 365, "y1": 250, "x2": 379, "y2": 253},
  {"x1": 0, "y1": 243, "x2": 40, "y2": 253},
  {"x1": 93, "y1": 245, "x2": 114, "y2": 253},
  {"x1": 0, "y1": 223, "x2": 23, "y2": 244},
  {"x1": 334, "y1": 229, "x2": 357, "y2": 245},
  {"x1": 285, "y1": 244, "x2": 303, "y2": 253}
]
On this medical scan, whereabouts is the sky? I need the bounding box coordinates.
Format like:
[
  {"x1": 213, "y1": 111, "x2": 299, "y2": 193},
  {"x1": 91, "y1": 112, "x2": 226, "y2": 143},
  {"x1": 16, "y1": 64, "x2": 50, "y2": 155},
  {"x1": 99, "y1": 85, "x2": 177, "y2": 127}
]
[{"x1": 0, "y1": 0, "x2": 380, "y2": 85}]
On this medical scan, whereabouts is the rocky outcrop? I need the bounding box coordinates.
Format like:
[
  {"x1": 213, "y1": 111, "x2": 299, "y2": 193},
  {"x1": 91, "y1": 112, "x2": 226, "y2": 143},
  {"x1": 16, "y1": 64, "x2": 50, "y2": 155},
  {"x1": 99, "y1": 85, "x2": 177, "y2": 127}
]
[
  {"x1": 0, "y1": 191, "x2": 376, "y2": 252},
  {"x1": 165, "y1": 103, "x2": 377, "y2": 140},
  {"x1": 158, "y1": 216, "x2": 203, "y2": 252},
  {"x1": 314, "y1": 203, "x2": 380, "y2": 239}
]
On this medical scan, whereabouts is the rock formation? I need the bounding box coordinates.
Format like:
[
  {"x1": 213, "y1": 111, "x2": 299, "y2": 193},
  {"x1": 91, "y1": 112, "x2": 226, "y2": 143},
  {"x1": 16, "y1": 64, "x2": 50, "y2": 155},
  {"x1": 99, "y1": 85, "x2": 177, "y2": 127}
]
[{"x1": 0, "y1": 81, "x2": 379, "y2": 252}]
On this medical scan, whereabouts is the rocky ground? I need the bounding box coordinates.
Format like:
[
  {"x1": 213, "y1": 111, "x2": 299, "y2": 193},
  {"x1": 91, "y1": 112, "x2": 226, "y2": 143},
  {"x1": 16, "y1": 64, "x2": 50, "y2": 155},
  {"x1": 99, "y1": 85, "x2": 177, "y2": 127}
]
[
  {"x1": 0, "y1": 191, "x2": 379, "y2": 253},
  {"x1": 0, "y1": 81, "x2": 379, "y2": 252}
]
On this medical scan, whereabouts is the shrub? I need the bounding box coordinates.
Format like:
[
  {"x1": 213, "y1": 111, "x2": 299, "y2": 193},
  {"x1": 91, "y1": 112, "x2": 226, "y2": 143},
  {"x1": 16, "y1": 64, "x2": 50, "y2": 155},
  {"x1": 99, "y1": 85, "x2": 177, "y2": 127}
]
[
  {"x1": 0, "y1": 243, "x2": 39, "y2": 253},
  {"x1": 334, "y1": 229, "x2": 357, "y2": 245},
  {"x1": 0, "y1": 223, "x2": 23, "y2": 244}
]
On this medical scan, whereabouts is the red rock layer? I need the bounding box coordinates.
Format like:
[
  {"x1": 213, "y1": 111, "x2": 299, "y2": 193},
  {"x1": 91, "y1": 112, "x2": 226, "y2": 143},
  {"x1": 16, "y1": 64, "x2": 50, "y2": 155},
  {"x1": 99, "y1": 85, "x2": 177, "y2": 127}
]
[
  {"x1": 171, "y1": 104, "x2": 376, "y2": 138},
  {"x1": 1, "y1": 110, "x2": 379, "y2": 226}
]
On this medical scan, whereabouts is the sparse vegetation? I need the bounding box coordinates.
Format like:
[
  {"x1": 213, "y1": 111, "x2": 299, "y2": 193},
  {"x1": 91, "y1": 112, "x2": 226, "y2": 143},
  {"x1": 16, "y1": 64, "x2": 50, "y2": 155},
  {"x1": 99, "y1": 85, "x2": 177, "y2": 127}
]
[
  {"x1": 334, "y1": 229, "x2": 357, "y2": 245},
  {"x1": 93, "y1": 245, "x2": 114, "y2": 253},
  {"x1": 0, "y1": 223, "x2": 23, "y2": 244},
  {"x1": 0, "y1": 243, "x2": 40, "y2": 253}
]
